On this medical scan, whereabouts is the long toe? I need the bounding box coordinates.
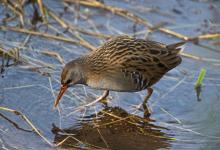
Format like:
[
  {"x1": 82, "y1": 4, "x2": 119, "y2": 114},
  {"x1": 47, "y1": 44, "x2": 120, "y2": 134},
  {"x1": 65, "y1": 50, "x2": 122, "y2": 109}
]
[
  {"x1": 143, "y1": 103, "x2": 152, "y2": 118},
  {"x1": 144, "y1": 110, "x2": 151, "y2": 118},
  {"x1": 99, "y1": 97, "x2": 108, "y2": 106}
]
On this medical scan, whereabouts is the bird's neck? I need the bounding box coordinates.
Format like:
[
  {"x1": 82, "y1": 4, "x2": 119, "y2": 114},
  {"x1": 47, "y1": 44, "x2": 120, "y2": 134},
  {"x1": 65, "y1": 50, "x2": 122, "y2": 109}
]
[
  {"x1": 75, "y1": 54, "x2": 104, "y2": 86},
  {"x1": 73, "y1": 56, "x2": 93, "y2": 85}
]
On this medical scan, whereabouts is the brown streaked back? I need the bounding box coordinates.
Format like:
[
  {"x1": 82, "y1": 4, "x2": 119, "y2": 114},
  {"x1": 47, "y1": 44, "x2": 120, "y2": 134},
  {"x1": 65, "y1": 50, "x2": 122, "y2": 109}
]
[{"x1": 83, "y1": 36, "x2": 184, "y2": 91}]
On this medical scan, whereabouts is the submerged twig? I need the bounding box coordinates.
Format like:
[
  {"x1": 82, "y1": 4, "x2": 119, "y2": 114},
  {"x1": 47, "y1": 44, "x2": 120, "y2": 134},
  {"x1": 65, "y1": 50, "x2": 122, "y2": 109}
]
[
  {"x1": 0, "y1": 106, "x2": 53, "y2": 146},
  {"x1": 0, "y1": 112, "x2": 33, "y2": 132}
]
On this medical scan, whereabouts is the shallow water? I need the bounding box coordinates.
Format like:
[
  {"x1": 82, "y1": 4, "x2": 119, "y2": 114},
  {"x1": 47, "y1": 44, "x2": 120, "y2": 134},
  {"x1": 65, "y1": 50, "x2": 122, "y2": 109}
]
[{"x1": 1, "y1": 0, "x2": 220, "y2": 150}]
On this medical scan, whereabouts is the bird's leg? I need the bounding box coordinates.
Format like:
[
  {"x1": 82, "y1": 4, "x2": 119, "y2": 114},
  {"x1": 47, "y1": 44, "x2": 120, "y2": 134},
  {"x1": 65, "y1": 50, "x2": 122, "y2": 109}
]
[
  {"x1": 96, "y1": 90, "x2": 109, "y2": 105},
  {"x1": 143, "y1": 87, "x2": 153, "y2": 118},
  {"x1": 98, "y1": 90, "x2": 109, "y2": 100},
  {"x1": 84, "y1": 90, "x2": 109, "y2": 107}
]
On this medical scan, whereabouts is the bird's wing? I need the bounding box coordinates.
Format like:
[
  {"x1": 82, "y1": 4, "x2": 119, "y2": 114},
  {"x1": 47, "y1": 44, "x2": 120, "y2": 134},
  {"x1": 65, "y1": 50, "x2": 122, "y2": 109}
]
[
  {"x1": 102, "y1": 54, "x2": 162, "y2": 91},
  {"x1": 99, "y1": 38, "x2": 183, "y2": 90}
]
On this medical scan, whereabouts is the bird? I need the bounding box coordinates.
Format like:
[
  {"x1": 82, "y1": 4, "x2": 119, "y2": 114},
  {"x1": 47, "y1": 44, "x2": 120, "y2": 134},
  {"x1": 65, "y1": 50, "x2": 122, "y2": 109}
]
[{"x1": 54, "y1": 35, "x2": 184, "y2": 117}]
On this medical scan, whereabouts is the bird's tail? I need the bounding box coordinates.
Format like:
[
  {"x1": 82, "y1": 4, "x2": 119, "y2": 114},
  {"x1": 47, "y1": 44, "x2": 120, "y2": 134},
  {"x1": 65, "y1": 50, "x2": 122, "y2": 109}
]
[
  {"x1": 166, "y1": 41, "x2": 185, "y2": 54},
  {"x1": 162, "y1": 41, "x2": 185, "y2": 69}
]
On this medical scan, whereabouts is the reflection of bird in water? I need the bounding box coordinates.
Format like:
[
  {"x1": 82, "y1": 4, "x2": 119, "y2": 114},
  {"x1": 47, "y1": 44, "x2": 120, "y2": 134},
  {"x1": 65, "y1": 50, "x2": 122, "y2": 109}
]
[
  {"x1": 54, "y1": 36, "x2": 184, "y2": 117},
  {"x1": 52, "y1": 107, "x2": 171, "y2": 150}
]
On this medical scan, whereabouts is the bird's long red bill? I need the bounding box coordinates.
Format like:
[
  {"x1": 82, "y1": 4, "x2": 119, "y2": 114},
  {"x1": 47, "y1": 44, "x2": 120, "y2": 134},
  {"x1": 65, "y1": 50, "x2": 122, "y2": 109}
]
[{"x1": 54, "y1": 84, "x2": 68, "y2": 107}]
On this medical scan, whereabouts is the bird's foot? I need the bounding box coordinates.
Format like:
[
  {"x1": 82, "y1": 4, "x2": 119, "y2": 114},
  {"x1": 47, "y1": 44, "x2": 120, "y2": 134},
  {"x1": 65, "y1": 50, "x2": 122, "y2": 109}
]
[
  {"x1": 99, "y1": 97, "x2": 108, "y2": 104},
  {"x1": 92, "y1": 90, "x2": 110, "y2": 107},
  {"x1": 132, "y1": 103, "x2": 152, "y2": 118},
  {"x1": 143, "y1": 103, "x2": 152, "y2": 118}
]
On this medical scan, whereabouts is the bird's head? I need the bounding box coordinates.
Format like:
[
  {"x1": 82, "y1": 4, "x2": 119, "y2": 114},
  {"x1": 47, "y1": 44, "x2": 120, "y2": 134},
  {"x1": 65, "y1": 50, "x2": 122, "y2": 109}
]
[{"x1": 54, "y1": 60, "x2": 84, "y2": 107}]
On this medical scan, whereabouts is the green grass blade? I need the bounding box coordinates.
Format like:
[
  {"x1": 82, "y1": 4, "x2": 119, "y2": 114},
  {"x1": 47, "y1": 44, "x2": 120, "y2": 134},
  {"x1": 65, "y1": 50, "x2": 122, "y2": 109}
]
[
  {"x1": 194, "y1": 68, "x2": 206, "y2": 101},
  {"x1": 195, "y1": 68, "x2": 206, "y2": 88}
]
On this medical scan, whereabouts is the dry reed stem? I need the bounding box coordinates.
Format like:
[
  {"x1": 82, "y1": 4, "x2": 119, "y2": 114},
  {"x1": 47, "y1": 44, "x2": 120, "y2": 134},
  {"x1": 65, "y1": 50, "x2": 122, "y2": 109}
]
[
  {"x1": 55, "y1": 136, "x2": 82, "y2": 147},
  {"x1": 45, "y1": 7, "x2": 96, "y2": 50},
  {"x1": 48, "y1": 8, "x2": 110, "y2": 39},
  {"x1": 41, "y1": 50, "x2": 64, "y2": 64},
  {"x1": 0, "y1": 112, "x2": 33, "y2": 132},
  {"x1": 2, "y1": 0, "x2": 25, "y2": 26},
  {"x1": 0, "y1": 26, "x2": 94, "y2": 50},
  {"x1": 0, "y1": 106, "x2": 53, "y2": 146},
  {"x1": 63, "y1": 1, "x2": 107, "y2": 40},
  {"x1": 55, "y1": 135, "x2": 107, "y2": 149},
  {"x1": 98, "y1": 110, "x2": 172, "y2": 140},
  {"x1": 37, "y1": 0, "x2": 47, "y2": 23},
  {"x1": 64, "y1": 0, "x2": 189, "y2": 40},
  {"x1": 197, "y1": 33, "x2": 220, "y2": 40},
  {"x1": 0, "y1": 46, "x2": 25, "y2": 64},
  {"x1": 181, "y1": 52, "x2": 201, "y2": 60},
  {"x1": 46, "y1": 8, "x2": 96, "y2": 50},
  {"x1": 0, "y1": 35, "x2": 54, "y2": 76},
  {"x1": 96, "y1": 127, "x2": 109, "y2": 149},
  {"x1": 0, "y1": 106, "x2": 93, "y2": 148},
  {"x1": 158, "y1": 121, "x2": 220, "y2": 140},
  {"x1": 1, "y1": 1, "x2": 220, "y2": 147},
  {"x1": 196, "y1": 43, "x2": 220, "y2": 53},
  {"x1": 21, "y1": 54, "x2": 55, "y2": 69},
  {"x1": 0, "y1": 45, "x2": 54, "y2": 77},
  {"x1": 181, "y1": 52, "x2": 220, "y2": 63},
  {"x1": 65, "y1": 0, "x2": 220, "y2": 42},
  {"x1": 151, "y1": 77, "x2": 186, "y2": 108},
  {"x1": 158, "y1": 107, "x2": 182, "y2": 124}
]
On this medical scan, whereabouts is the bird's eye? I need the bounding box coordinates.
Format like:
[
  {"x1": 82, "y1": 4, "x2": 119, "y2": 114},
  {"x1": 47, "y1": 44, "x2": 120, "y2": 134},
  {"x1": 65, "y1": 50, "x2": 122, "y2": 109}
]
[{"x1": 66, "y1": 79, "x2": 71, "y2": 84}]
